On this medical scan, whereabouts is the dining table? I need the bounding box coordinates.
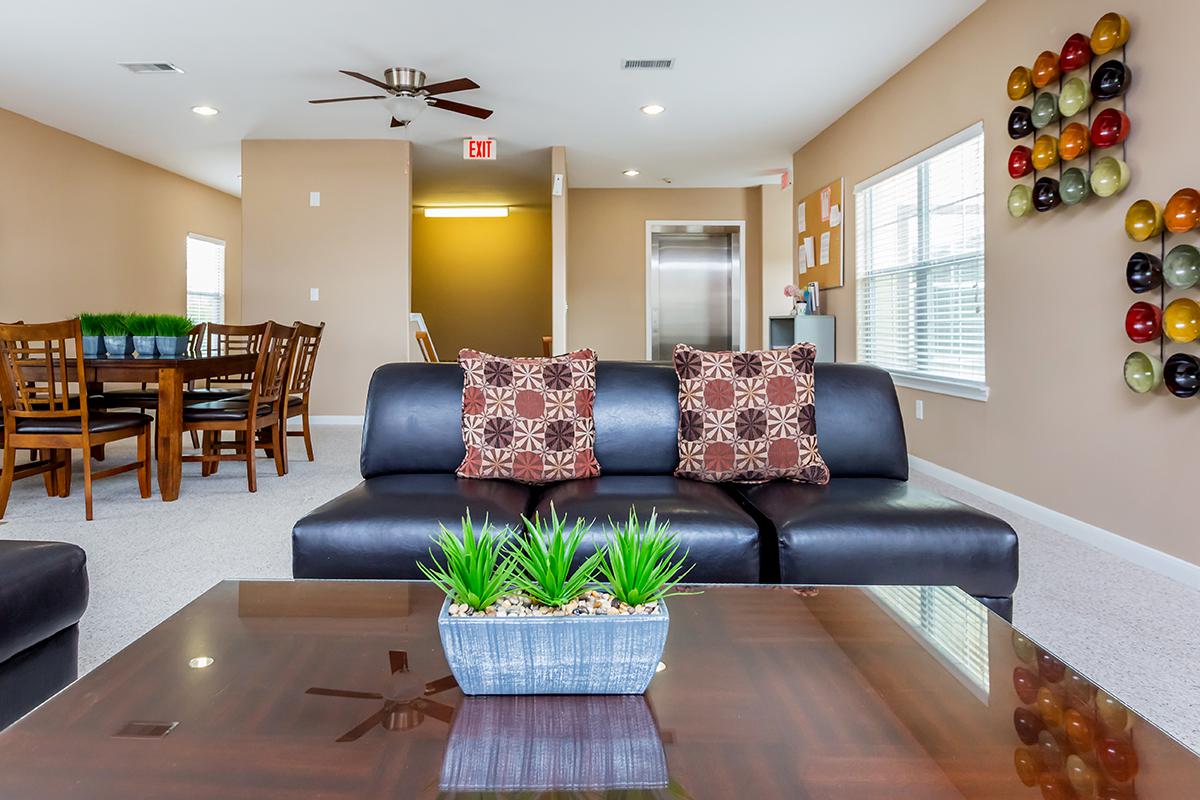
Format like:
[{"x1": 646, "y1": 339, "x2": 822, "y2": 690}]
[{"x1": 81, "y1": 353, "x2": 259, "y2": 501}]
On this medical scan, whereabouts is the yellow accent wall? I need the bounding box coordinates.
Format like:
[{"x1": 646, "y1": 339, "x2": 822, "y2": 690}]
[{"x1": 412, "y1": 207, "x2": 552, "y2": 358}]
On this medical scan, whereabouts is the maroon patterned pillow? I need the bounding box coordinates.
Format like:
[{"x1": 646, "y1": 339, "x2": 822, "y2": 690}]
[
  {"x1": 672, "y1": 343, "x2": 829, "y2": 485},
  {"x1": 457, "y1": 348, "x2": 600, "y2": 485}
]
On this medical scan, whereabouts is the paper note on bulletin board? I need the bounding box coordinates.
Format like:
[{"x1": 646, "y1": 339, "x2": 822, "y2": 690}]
[{"x1": 796, "y1": 178, "x2": 844, "y2": 289}]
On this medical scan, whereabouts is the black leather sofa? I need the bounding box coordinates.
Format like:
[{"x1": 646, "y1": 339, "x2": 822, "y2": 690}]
[
  {"x1": 293, "y1": 362, "x2": 1018, "y2": 619},
  {"x1": 0, "y1": 540, "x2": 88, "y2": 729}
]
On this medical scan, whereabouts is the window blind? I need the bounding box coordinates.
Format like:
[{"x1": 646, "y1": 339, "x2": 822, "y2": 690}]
[
  {"x1": 186, "y1": 233, "x2": 225, "y2": 325},
  {"x1": 870, "y1": 585, "x2": 990, "y2": 698},
  {"x1": 854, "y1": 124, "x2": 986, "y2": 398}
]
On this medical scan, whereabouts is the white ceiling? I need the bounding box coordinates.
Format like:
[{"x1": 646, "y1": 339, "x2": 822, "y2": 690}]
[{"x1": 0, "y1": 0, "x2": 982, "y2": 199}]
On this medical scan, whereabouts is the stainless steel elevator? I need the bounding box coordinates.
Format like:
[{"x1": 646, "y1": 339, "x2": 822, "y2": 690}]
[{"x1": 647, "y1": 223, "x2": 743, "y2": 360}]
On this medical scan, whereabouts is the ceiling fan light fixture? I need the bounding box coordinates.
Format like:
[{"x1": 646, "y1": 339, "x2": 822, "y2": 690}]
[
  {"x1": 191, "y1": 105, "x2": 219, "y2": 116},
  {"x1": 385, "y1": 95, "x2": 428, "y2": 123},
  {"x1": 623, "y1": 169, "x2": 640, "y2": 177},
  {"x1": 640, "y1": 104, "x2": 665, "y2": 115}
]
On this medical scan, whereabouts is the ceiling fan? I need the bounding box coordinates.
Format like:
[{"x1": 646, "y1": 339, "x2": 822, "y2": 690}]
[{"x1": 309, "y1": 67, "x2": 493, "y2": 128}]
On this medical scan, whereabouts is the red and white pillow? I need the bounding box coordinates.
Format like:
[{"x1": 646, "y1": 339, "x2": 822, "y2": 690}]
[
  {"x1": 457, "y1": 348, "x2": 600, "y2": 485},
  {"x1": 672, "y1": 343, "x2": 829, "y2": 485}
]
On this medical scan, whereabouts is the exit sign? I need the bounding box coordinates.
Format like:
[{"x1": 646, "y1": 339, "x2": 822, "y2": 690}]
[{"x1": 463, "y1": 138, "x2": 496, "y2": 160}]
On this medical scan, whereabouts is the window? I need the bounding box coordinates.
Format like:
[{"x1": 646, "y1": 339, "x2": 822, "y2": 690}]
[
  {"x1": 186, "y1": 233, "x2": 225, "y2": 324},
  {"x1": 854, "y1": 124, "x2": 987, "y2": 400},
  {"x1": 870, "y1": 586, "x2": 990, "y2": 700}
]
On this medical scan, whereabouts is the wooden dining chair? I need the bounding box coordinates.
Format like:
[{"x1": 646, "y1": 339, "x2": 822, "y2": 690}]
[
  {"x1": 183, "y1": 322, "x2": 297, "y2": 493},
  {"x1": 0, "y1": 320, "x2": 64, "y2": 499},
  {"x1": 0, "y1": 319, "x2": 151, "y2": 520},
  {"x1": 541, "y1": 336, "x2": 553, "y2": 357},
  {"x1": 285, "y1": 321, "x2": 325, "y2": 463}
]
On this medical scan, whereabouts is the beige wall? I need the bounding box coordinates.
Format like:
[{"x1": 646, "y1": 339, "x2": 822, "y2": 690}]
[
  {"x1": 0, "y1": 108, "x2": 241, "y2": 323},
  {"x1": 241, "y1": 139, "x2": 411, "y2": 416},
  {"x1": 567, "y1": 187, "x2": 763, "y2": 359},
  {"x1": 792, "y1": 0, "x2": 1200, "y2": 564},
  {"x1": 551, "y1": 146, "x2": 568, "y2": 353},
  {"x1": 412, "y1": 206, "x2": 551, "y2": 358},
  {"x1": 761, "y1": 182, "x2": 795, "y2": 343}
]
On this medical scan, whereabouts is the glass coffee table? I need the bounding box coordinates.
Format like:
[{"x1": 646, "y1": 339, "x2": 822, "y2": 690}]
[{"x1": 0, "y1": 581, "x2": 1194, "y2": 798}]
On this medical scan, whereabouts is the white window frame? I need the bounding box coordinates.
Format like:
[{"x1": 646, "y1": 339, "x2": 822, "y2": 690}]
[
  {"x1": 186, "y1": 232, "x2": 226, "y2": 325},
  {"x1": 854, "y1": 123, "x2": 988, "y2": 401}
]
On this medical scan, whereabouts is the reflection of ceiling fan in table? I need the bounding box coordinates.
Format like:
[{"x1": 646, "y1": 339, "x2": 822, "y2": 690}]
[{"x1": 309, "y1": 68, "x2": 493, "y2": 128}]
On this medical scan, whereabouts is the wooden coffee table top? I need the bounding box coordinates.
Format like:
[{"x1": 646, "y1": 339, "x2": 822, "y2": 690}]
[{"x1": 0, "y1": 581, "x2": 1194, "y2": 798}]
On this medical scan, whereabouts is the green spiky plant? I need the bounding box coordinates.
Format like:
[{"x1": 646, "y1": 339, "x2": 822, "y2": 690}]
[
  {"x1": 155, "y1": 314, "x2": 195, "y2": 336},
  {"x1": 417, "y1": 514, "x2": 517, "y2": 611},
  {"x1": 599, "y1": 508, "x2": 697, "y2": 607},
  {"x1": 509, "y1": 504, "x2": 605, "y2": 607},
  {"x1": 77, "y1": 313, "x2": 104, "y2": 336},
  {"x1": 98, "y1": 313, "x2": 129, "y2": 336},
  {"x1": 125, "y1": 313, "x2": 158, "y2": 336}
]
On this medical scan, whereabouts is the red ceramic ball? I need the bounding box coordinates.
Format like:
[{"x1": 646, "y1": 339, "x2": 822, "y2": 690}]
[
  {"x1": 1060, "y1": 32, "x2": 1093, "y2": 72},
  {"x1": 1014, "y1": 707, "x2": 1045, "y2": 745},
  {"x1": 1008, "y1": 145, "x2": 1034, "y2": 179},
  {"x1": 1097, "y1": 737, "x2": 1139, "y2": 782},
  {"x1": 1036, "y1": 649, "x2": 1066, "y2": 682},
  {"x1": 1091, "y1": 108, "x2": 1131, "y2": 149},
  {"x1": 1125, "y1": 301, "x2": 1162, "y2": 343},
  {"x1": 1013, "y1": 667, "x2": 1040, "y2": 704}
]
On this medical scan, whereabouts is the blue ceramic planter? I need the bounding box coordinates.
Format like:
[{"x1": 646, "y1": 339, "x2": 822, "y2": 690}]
[
  {"x1": 437, "y1": 597, "x2": 669, "y2": 695},
  {"x1": 155, "y1": 335, "x2": 189, "y2": 357}
]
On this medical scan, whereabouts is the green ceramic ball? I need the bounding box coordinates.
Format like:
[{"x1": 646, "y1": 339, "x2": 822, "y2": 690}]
[
  {"x1": 1124, "y1": 351, "x2": 1163, "y2": 394},
  {"x1": 1008, "y1": 183, "x2": 1033, "y2": 217},
  {"x1": 1060, "y1": 168, "x2": 1090, "y2": 205},
  {"x1": 1059, "y1": 77, "x2": 1092, "y2": 118},
  {"x1": 1164, "y1": 244, "x2": 1200, "y2": 290},
  {"x1": 1032, "y1": 92, "x2": 1060, "y2": 129}
]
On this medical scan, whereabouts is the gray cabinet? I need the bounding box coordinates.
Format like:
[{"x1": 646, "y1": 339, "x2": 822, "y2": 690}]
[{"x1": 768, "y1": 315, "x2": 836, "y2": 362}]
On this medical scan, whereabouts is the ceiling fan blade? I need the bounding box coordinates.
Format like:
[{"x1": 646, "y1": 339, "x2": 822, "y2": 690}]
[
  {"x1": 428, "y1": 97, "x2": 493, "y2": 119},
  {"x1": 306, "y1": 687, "x2": 385, "y2": 700},
  {"x1": 390, "y1": 117, "x2": 407, "y2": 128},
  {"x1": 309, "y1": 95, "x2": 386, "y2": 104},
  {"x1": 422, "y1": 77, "x2": 479, "y2": 96},
  {"x1": 339, "y1": 70, "x2": 392, "y2": 91},
  {"x1": 336, "y1": 707, "x2": 389, "y2": 743},
  {"x1": 414, "y1": 698, "x2": 456, "y2": 725},
  {"x1": 424, "y1": 674, "x2": 459, "y2": 696}
]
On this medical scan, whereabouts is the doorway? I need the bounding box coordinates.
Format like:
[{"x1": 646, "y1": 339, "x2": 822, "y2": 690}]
[{"x1": 645, "y1": 221, "x2": 745, "y2": 360}]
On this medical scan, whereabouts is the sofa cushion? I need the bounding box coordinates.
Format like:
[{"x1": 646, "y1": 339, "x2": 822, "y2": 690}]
[
  {"x1": 292, "y1": 474, "x2": 535, "y2": 579},
  {"x1": 0, "y1": 541, "x2": 89, "y2": 664},
  {"x1": 672, "y1": 343, "x2": 829, "y2": 485},
  {"x1": 456, "y1": 348, "x2": 600, "y2": 484},
  {"x1": 533, "y1": 475, "x2": 762, "y2": 583},
  {"x1": 734, "y1": 478, "x2": 1018, "y2": 598}
]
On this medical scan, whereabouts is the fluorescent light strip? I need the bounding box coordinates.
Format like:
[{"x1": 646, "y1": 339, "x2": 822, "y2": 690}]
[{"x1": 423, "y1": 207, "x2": 509, "y2": 218}]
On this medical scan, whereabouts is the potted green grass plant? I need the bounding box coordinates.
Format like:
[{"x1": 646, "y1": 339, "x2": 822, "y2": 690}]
[
  {"x1": 426, "y1": 505, "x2": 694, "y2": 696},
  {"x1": 78, "y1": 313, "x2": 106, "y2": 358},
  {"x1": 100, "y1": 313, "x2": 133, "y2": 357},
  {"x1": 126, "y1": 313, "x2": 159, "y2": 357},
  {"x1": 155, "y1": 314, "x2": 195, "y2": 357}
]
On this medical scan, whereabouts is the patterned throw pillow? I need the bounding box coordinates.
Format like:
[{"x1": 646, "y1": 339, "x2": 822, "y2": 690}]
[
  {"x1": 457, "y1": 348, "x2": 601, "y2": 485},
  {"x1": 672, "y1": 343, "x2": 830, "y2": 485}
]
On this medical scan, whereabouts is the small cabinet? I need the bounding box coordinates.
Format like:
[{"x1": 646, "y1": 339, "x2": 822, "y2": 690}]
[{"x1": 768, "y1": 315, "x2": 836, "y2": 362}]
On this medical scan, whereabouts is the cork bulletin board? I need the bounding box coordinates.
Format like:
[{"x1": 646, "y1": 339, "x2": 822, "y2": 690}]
[{"x1": 795, "y1": 177, "x2": 844, "y2": 289}]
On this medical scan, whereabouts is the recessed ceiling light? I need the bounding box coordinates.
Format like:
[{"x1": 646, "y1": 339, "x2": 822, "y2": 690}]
[
  {"x1": 188, "y1": 656, "x2": 214, "y2": 669},
  {"x1": 623, "y1": 169, "x2": 640, "y2": 177},
  {"x1": 191, "y1": 105, "x2": 219, "y2": 116},
  {"x1": 641, "y1": 104, "x2": 665, "y2": 115}
]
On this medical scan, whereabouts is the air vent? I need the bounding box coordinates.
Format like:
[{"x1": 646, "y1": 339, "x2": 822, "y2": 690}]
[
  {"x1": 621, "y1": 58, "x2": 674, "y2": 70},
  {"x1": 118, "y1": 62, "x2": 184, "y2": 74}
]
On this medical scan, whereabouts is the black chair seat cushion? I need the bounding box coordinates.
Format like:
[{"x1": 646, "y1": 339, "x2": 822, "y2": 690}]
[
  {"x1": 99, "y1": 388, "x2": 247, "y2": 408},
  {"x1": 287, "y1": 395, "x2": 302, "y2": 407},
  {"x1": 292, "y1": 474, "x2": 535, "y2": 580},
  {"x1": 533, "y1": 475, "x2": 762, "y2": 583},
  {"x1": 13, "y1": 411, "x2": 149, "y2": 435},
  {"x1": 734, "y1": 478, "x2": 1018, "y2": 598},
  {"x1": 0, "y1": 541, "x2": 89, "y2": 664},
  {"x1": 183, "y1": 400, "x2": 272, "y2": 422}
]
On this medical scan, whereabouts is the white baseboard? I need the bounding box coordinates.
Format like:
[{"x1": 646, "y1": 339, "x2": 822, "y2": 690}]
[
  {"x1": 307, "y1": 415, "x2": 364, "y2": 425},
  {"x1": 909, "y1": 455, "x2": 1200, "y2": 592}
]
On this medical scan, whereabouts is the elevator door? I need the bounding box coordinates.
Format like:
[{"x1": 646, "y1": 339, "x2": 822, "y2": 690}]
[{"x1": 648, "y1": 226, "x2": 742, "y2": 360}]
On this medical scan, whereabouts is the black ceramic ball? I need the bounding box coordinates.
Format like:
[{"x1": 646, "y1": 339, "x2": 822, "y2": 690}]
[
  {"x1": 1008, "y1": 106, "x2": 1034, "y2": 139},
  {"x1": 1091, "y1": 59, "x2": 1131, "y2": 101},
  {"x1": 1033, "y1": 177, "x2": 1062, "y2": 212},
  {"x1": 1164, "y1": 353, "x2": 1200, "y2": 398},
  {"x1": 1126, "y1": 252, "x2": 1163, "y2": 294}
]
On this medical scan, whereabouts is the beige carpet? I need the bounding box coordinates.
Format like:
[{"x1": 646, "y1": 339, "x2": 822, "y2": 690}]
[{"x1": 1, "y1": 425, "x2": 1198, "y2": 752}]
